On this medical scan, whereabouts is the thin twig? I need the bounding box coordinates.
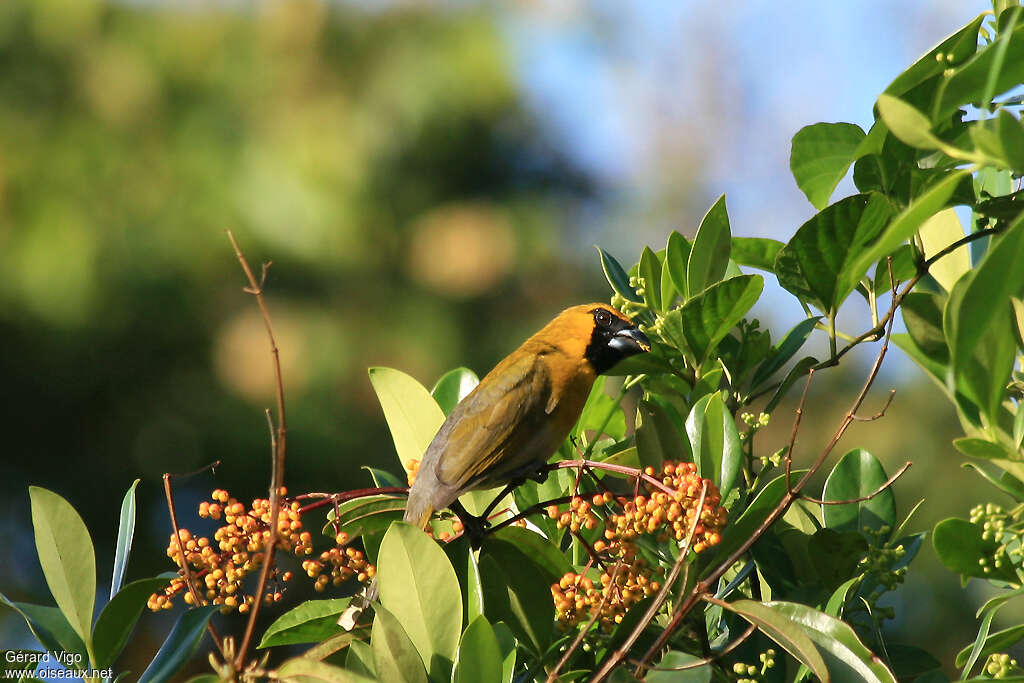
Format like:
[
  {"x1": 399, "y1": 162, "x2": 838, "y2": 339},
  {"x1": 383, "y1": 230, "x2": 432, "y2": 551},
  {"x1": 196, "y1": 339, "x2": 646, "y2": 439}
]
[
  {"x1": 628, "y1": 622, "x2": 758, "y2": 673},
  {"x1": 801, "y1": 461, "x2": 912, "y2": 505},
  {"x1": 162, "y1": 472, "x2": 223, "y2": 653},
  {"x1": 227, "y1": 230, "x2": 289, "y2": 671},
  {"x1": 784, "y1": 369, "x2": 815, "y2": 491},
  {"x1": 851, "y1": 389, "x2": 896, "y2": 421}
]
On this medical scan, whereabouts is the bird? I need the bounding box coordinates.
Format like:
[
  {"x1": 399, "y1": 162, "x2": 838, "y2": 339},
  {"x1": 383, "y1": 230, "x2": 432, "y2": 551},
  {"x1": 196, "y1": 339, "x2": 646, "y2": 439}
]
[{"x1": 340, "y1": 303, "x2": 650, "y2": 629}]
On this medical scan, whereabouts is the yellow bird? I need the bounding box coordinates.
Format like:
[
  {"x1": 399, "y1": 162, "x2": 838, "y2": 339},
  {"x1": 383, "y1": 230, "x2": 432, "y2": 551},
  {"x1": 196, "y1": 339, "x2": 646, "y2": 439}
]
[{"x1": 341, "y1": 303, "x2": 649, "y2": 628}]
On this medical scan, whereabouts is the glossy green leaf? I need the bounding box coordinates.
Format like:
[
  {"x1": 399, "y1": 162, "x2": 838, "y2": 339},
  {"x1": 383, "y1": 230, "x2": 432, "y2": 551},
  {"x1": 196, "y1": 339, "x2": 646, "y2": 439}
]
[
  {"x1": 809, "y1": 529, "x2": 868, "y2": 590},
  {"x1": 493, "y1": 622, "x2": 517, "y2": 683},
  {"x1": 362, "y1": 466, "x2": 406, "y2": 489},
  {"x1": 111, "y1": 479, "x2": 140, "y2": 599},
  {"x1": 724, "y1": 600, "x2": 829, "y2": 682},
  {"x1": 303, "y1": 629, "x2": 368, "y2": 662},
  {"x1": 790, "y1": 122, "x2": 867, "y2": 209},
  {"x1": 445, "y1": 537, "x2": 485, "y2": 626},
  {"x1": 138, "y1": 605, "x2": 218, "y2": 683},
  {"x1": 774, "y1": 193, "x2": 892, "y2": 314},
  {"x1": 885, "y1": 14, "x2": 984, "y2": 96},
  {"x1": 646, "y1": 650, "x2": 711, "y2": 683},
  {"x1": 639, "y1": 246, "x2": 664, "y2": 312},
  {"x1": 933, "y1": 518, "x2": 1017, "y2": 581},
  {"x1": 665, "y1": 231, "x2": 692, "y2": 299},
  {"x1": 662, "y1": 275, "x2": 763, "y2": 366},
  {"x1": 278, "y1": 657, "x2": 374, "y2": 683},
  {"x1": 956, "y1": 624, "x2": 1024, "y2": 669},
  {"x1": 731, "y1": 237, "x2": 785, "y2": 272},
  {"x1": 478, "y1": 540, "x2": 554, "y2": 656},
  {"x1": 821, "y1": 449, "x2": 896, "y2": 533},
  {"x1": 93, "y1": 576, "x2": 172, "y2": 667},
  {"x1": 371, "y1": 604, "x2": 428, "y2": 683},
  {"x1": 258, "y1": 598, "x2": 349, "y2": 649},
  {"x1": 368, "y1": 367, "x2": 445, "y2": 473},
  {"x1": 886, "y1": 644, "x2": 941, "y2": 680},
  {"x1": 919, "y1": 208, "x2": 970, "y2": 292},
  {"x1": 327, "y1": 495, "x2": 407, "y2": 540},
  {"x1": 901, "y1": 293, "x2": 950, "y2": 365},
  {"x1": 346, "y1": 639, "x2": 376, "y2": 678},
  {"x1": 636, "y1": 399, "x2": 691, "y2": 472},
  {"x1": 685, "y1": 393, "x2": 741, "y2": 500},
  {"x1": 377, "y1": 522, "x2": 462, "y2": 680},
  {"x1": 687, "y1": 195, "x2": 732, "y2": 297},
  {"x1": 709, "y1": 470, "x2": 807, "y2": 568},
  {"x1": 936, "y1": 19, "x2": 1024, "y2": 121},
  {"x1": 597, "y1": 247, "x2": 643, "y2": 303},
  {"x1": 842, "y1": 170, "x2": 969, "y2": 306},
  {"x1": 750, "y1": 316, "x2": 821, "y2": 390},
  {"x1": 997, "y1": 108, "x2": 1024, "y2": 173},
  {"x1": 453, "y1": 616, "x2": 502, "y2": 683},
  {"x1": 767, "y1": 601, "x2": 898, "y2": 683},
  {"x1": 0, "y1": 592, "x2": 87, "y2": 659},
  {"x1": 954, "y1": 438, "x2": 1013, "y2": 459},
  {"x1": 876, "y1": 94, "x2": 942, "y2": 149},
  {"x1": 946, "y1": 210, "x2": 1024, "y2": 418},
  {"x1": 491, "y1": 526, "x2": 572, "y2": 580},
  {"x1": 28, "y1": 486, "x2": 96, "y2": 651},
  {"x1": 431, "y1": 367, "x2": 480, "y2": 416}
]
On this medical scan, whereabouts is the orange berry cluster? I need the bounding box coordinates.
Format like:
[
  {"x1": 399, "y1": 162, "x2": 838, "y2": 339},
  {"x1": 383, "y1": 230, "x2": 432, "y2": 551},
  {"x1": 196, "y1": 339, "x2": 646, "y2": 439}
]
[
  {"x1": 301, "y1": 532, "x2": 375, "y2": 591},
  {"x1": 549, "y1": 461, "x2": 727, "y2": 631},
  {"x1": 148, "y1": 488, "x2": 373, "y2": 613}
]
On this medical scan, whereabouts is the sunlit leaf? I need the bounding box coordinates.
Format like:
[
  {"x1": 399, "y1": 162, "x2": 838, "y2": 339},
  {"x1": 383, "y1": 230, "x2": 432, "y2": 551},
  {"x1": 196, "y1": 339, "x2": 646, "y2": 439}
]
[
  {"x1": 723, "y1": 600, "x2": 829, "y2": 682},
  {"x1": 368, "y1": 367, "x2": 445, "y2": 473},
  {"x1": 790, "y1": 122, "x2": 867, "y2": 209},
  {"x1": 687, "y1": 195, "x2": 732, "y2": 297},
  {"x1": 111, "y1": 479, "x2": 140, "y2": 599},
  {"x1": 453, "y1": 616, "x2": 502, "y2": 683},
  {"x1": 821, "y1": 449, "x2": 896, "y2": 534},
  {"x1": 258, "y1": 598, "x2": 349, "y2": 649},
  {"x1": 371, "y1": 604, "x2": 428, "y2": 683},
  {"x1": 431, "y1": 367, "x2": 479, "y2": 416},
  {"x1": 919, "y1": 208, "x2": 970, "y2": 292}
]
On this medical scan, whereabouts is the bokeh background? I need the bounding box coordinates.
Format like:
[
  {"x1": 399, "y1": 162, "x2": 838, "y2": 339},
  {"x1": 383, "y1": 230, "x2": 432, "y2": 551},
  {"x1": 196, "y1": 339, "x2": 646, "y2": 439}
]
[{"x1": 0, "y1": 0, "x2": 1009, "y2": 678}]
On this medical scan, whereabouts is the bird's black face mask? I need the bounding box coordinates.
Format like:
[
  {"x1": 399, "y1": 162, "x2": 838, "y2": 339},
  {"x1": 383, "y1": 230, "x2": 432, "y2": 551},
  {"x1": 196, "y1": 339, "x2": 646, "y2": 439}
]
[{"x1": 584, "y1": 307, "x2": 651, "y2": 374}]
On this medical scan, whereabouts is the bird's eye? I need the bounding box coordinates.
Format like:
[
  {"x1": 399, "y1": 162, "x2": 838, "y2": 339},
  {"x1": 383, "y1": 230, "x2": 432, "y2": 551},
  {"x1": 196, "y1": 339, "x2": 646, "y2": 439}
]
[{"x1": 595, "y1": 310, "x2": 612, "y2": 326}]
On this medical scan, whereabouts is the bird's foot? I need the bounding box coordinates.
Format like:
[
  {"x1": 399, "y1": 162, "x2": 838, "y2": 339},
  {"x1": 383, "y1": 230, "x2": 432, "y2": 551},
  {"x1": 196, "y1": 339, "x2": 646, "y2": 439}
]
[{"x1": 450, "y1": 500, "x2": 490, "y2": 549}]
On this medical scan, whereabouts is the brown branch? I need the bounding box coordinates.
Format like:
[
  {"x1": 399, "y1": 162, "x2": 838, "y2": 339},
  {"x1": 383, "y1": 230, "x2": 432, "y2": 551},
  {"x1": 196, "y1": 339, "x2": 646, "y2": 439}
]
[
  {"x1": 295, "y1": 487, "x2": 409, "y2": 514},
  {"x1": 227, "y1": 230, "x2": 289, "y2": 671},
  {"x1": 162, "y1": 471, "x2": 223, "y2": 654},
  {"x1": 800, "y1": 461, "x2": 912, "y2": 505},
  {"x1": 784, "y1": 368, "x2": 815, "y2": 490},
  {"x1": 551, "y1": 459, "x2": 676, "y2": 497},
  {"x1": 851, "y1": 389, "x2": 896, "y2": 421}
]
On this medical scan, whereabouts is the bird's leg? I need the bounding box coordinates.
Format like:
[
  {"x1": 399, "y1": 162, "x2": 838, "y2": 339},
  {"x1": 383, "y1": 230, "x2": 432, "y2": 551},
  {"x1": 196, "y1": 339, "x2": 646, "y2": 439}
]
[{"x1": 449, "y1": 499, "x2": 489, "y2": 548}]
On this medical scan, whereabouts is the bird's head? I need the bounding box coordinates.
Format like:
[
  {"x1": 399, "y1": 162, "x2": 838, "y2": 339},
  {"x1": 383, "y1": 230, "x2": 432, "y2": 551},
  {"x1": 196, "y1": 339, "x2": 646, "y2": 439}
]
[{"x1": 544, "y1": 303, "x2": 650, "y2": 375}]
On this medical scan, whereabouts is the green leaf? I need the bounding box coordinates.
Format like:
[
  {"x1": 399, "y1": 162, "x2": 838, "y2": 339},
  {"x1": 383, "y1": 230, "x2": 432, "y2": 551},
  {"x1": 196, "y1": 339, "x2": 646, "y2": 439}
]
[
  {"x1": 138, "y1": 605, "x2": 218, "y2": 683},
  {"x1": 886, "y1": 644, "x2": 941, "y2": 680},
  {"x1": 362, "y1": 466, "x2": 406, "y2": 489},
  {"x1": 93, "y1": 576, "x2": 172, "y2": 667},
  {"x1": 636, "y1": 399, "x2": 692, "y2": 472},
  {"x1": 841, "y1": 170, "x2": 970, "y2": 303},
  {"x1": 111, "y1": 479, "x2": 140, "y2": 599},
  {"x1": 662, "y1": 275, "x2": 763, "y2": 367},
  {"x1": 876, "y1": 94, "x2": 942, "y2": 150},
  {"x1": 370, "y1": 604, "x2": 428, "y2": 683},
  {"x1": 368, "y1": 367, "x2": 446, "y2": 473},
  {"x1": 919, "y1": 208, "x2": 970, "y2": 292},
  {"x1": 946, "y1": 210, "x2": 1024, "y2": 419},
  {"x1": 346, "y1": 639, "x2": 376, "y2": 678},
  {"x1": 445, "y1": 538, "x2": 485, "y2": 627},
  {"x1": 997, "y1": 108, "x2": 1024, "y2": 173},
  {"x1": 685, "y1": 393, "x2": 741, "y2": 500},
  {"x1": 28, "y1": 486, "x2": 96, "y2": 652},
  {"x1": 764, "y1": 357, "x2": 818, "y2": 414},
  {"x1": 665, "y1": 231, "x2": 692, "y2": 299},
  {"x1": 687, "y1": 195, "x2": 732, "y2": 297},
  {"x1": 639, "y1": 246, "x2": 664, "y2": 312},
  {"x1": 477, "y1": 540, "x2": 554, "y2": 657},
  {"x1": 821, "y1": 449, "x2": 896, "y2": 533},
  {"x1": 597, "y1": 247, "x2": 642, "y2": 303},
  {"x1": 277, "y1": 657, "x2": 375, "y2": 683},
  {"x1": 723, "y1": 600, "x2": 829, "y2": 682},
  {"x1": 491, "y1": 526, "x2": 572, "y2": 581},
  {"x1": 431, "y1": 367, "x2": 479, "y2": 416},
  {"x1": 808, "y1": 529, "x2": 868, "y2": 590},
  {"x1": 731, "y1": 237, "x2": 785, "y2": 272},
  {"x1": 955, "y1": 624, "x2": 1024, "y2": 669},
  {"x1": 0, "y1": 592, "x2": 87, "y2": 659},
  {"x1": 936, "y1": 15, "x2": 1024, "y2": 120},
  {"x1": 453, "y1": 616, "x2": 502, "y2": 683},
  {"x1": 954, "y1": 438, "x2": 1013, "y2": 459},
  {"x1": 377, "y1": 522, "x2": 462, "y2": 681},
  {"x1": 258, "y1": 598, "x2": 349, "y2": 649},
  {"x1": 933, "y1": 518, "x2": 1017, "y2": 581},
  {"x1": 304, "y1": 629, "x2": 368, "y2": 662},
  {"x1": 790, "y1": 122, "x2": 867, "y2": 209},
  {"x1": 766, "y1": 601, "x2": 898, "y2": 683},
  {"x1": 750, "y1": 317, "x2": 821, "y2": 390},
  {"x1": 884, "y1": 13, "x2": 985, "y2": 96},
  {"x1": 774, "y1": 193, "x2": 892, "y2": 314},
  {"x1": 493, "y1": 622, "x2": 517, "y2": 683},
  {"x1": 901, "y1": 293, "x2": 950, "y2": 365},
  {"x1": 646, "y1": 650, "x2": 711, "y2": 683},
  {"x1": 709, "y1": 471, "x2": 807, "y2": 568}
]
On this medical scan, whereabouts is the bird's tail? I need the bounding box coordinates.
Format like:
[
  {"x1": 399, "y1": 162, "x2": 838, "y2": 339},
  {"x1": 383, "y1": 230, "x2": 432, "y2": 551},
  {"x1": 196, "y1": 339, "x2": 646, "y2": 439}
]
[{"x1": 338, "y1": 494, "x2": 435, "y2": 629}]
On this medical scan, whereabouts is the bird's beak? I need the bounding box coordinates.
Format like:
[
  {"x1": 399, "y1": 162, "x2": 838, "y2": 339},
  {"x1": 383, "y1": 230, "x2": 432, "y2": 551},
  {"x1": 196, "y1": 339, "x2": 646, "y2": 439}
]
[{"x1": 609, "y1": 327, "x2": 651, "y2": 355}]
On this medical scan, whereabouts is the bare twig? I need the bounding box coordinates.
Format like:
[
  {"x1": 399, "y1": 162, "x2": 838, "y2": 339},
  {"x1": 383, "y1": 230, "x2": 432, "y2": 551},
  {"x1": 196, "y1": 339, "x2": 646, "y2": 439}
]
[
  {"x1": 227, "y1": 230, "x2": 289, "y2": 671},
  {"x1": 162, "y1": 470, "x2": 223, "y2": 654},
  {"x1": 851, "y1": 389, "x2": 896, "y2": 421},
  {"x1": 628, "y1": 622, "x2": 758, "y2": 673},
  {"x1": 784, "y1": 368, "x2": 815, "y2": 491},
  {"x1": 801, "y1": 461, "x2": 912, "y2": 505}
]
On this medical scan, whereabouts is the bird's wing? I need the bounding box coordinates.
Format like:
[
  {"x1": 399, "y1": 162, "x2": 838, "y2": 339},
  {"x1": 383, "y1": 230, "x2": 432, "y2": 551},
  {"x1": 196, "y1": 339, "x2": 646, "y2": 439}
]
[{"x1": 434, "y1": 351, "x2": 551, "y2": 489}]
